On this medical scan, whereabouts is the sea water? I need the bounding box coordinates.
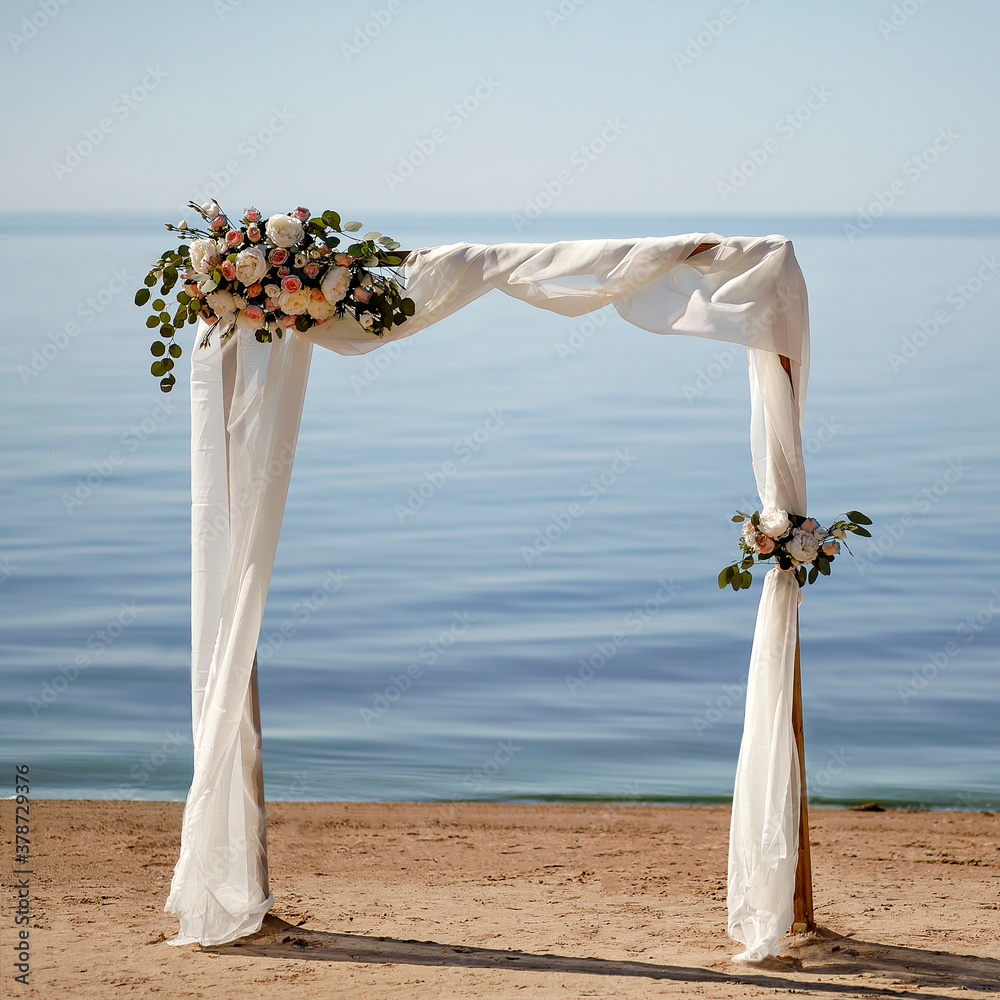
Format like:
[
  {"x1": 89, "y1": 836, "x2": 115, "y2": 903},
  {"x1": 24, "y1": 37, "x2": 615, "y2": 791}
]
[{"x1": 1, "y1": 212, "x2": 997, "y2": 807}]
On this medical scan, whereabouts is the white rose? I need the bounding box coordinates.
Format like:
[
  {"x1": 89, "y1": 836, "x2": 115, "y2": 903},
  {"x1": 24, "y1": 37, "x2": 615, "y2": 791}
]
[
  {"x1": 265, "y1": 213, "x2": 305, "y2": 248},
  {"x1": 306, "y1": 291, "x2": 336, "y2": 321},
  {"x1": 201, "y1": 200, "x2": 221, "y2": 219},
  {"x1": 786, "y1": 528, "x2": 820, "y2": 564},
  {"x1": 359, "y1": 312, "x2": 377, "y2": 329},
  {"x1": 205, "y1": 289, "x2": 236, "y2": 316},
  {"x1": 830, "y1": 525, "x2": 847, "y2": 540},
  {"x1": 264, "y1": 283, "x2": 280, "y2": 297},
  {"x1": 234, "y1": 246, "x2": 268, "y2": 285},
  {"x1": 758, "y1": 507, "x2": 791, "y2": 538},
  {"x1": 321, "y1": 266, "x2": 351, "y2": 304},
  {"x1": 190, "y1": 238, "x2": 221, "y2": 274},
  {"x1": 278, "y1": 287, "x2": 311, "y2": 315},
  {"x1": 741, "y1": 521, "x2": 759, "y2": 549}
]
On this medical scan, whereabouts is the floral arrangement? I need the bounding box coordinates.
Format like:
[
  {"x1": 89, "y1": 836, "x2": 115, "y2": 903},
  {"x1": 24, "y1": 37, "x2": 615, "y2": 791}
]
[
  {"x1": 136, "y1": 201, "x2": 414, "y2": 392},
  {"x1": 719, "y1": 507, "x2": 872, "y2": 590}
]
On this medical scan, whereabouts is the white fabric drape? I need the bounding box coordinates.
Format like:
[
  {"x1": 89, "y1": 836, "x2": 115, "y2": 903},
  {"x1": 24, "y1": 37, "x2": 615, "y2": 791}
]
[
  {"x1": 166, "y1": 325, "x2": 312, "y2": 945},
  {"x1": 166, "y1": 233, "x2": 808, "y2": 957}
]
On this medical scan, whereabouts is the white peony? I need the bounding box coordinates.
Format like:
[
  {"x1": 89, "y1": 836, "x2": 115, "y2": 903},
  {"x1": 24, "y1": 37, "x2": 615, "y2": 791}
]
[
  {"x1": 321, "y1": 266, "x2": 351, "y2": 304},
  {"x1": 190, "y1": 238, "x2": 222, "y2": 274},
  {"x1": 758, "y1": 507, "x2": 791, "y2": 538},
  {"x1": 786, "y1": 527, "x2": 820, "y2": 564},
  {"x1": 205, "y1": 289, "x2": 236, "y2": 316},
  {"x1": 278, "y1": 287, "x2": 311, "y2": 315},
  {"x1": 265, "y1": 213, "x2": 304, "y2": 248},
  {"x1": 234, "y1": 246, "x2": 268, "y2": 285},
  {"x1": 306, "y1": 290, "x2": 337, "y2": 321}
]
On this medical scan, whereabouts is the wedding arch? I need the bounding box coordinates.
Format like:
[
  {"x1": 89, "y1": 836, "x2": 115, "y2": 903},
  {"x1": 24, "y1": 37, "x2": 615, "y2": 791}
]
[{"x1": 164, "y1": 232, "x2": 813, "y2": 963}]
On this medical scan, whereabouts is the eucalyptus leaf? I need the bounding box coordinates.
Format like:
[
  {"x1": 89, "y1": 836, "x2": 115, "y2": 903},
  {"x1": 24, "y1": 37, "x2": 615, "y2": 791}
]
[
  {"x1": 343, "y1": 221, "x2": 362, "y2": 232},
  {"x1": 150, "y1": 341, "x2": 166, "y2": 357}
]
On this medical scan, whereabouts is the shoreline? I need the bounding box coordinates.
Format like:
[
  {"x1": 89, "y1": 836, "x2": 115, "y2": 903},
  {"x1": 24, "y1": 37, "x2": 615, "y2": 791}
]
[{"x1": 2, "y1": 800, "x2": 997, "y2": 998}]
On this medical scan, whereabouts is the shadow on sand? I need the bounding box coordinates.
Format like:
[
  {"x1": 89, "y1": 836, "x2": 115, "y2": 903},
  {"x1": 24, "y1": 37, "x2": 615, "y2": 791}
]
[{"x1": 203, "y1": 915, "x2": 1000, "y2": 998}]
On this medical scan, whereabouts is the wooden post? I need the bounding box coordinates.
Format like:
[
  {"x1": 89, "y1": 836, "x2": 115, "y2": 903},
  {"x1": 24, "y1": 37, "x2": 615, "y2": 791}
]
[
  {"x1": 775, "y1": 351, "x2": 815, "y2": 933},
  {"x1": 790, "y1": 614, "x2": 814, "y2": 932}
]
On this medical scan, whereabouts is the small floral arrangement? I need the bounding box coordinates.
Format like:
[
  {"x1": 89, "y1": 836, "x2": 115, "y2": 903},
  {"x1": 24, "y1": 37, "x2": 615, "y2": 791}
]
[
  {"x1": 719, "y1": 507, "x2": 872, "y2": 591},
  {"x1": 136, "y1": 201, "x2": 414, "y2": 392}
]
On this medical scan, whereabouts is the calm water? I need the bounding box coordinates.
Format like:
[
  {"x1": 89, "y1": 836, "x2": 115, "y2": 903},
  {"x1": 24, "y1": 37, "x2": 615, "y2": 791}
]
[{"x1": 1, "y1": 213, "x2": 997, "y2": 808}]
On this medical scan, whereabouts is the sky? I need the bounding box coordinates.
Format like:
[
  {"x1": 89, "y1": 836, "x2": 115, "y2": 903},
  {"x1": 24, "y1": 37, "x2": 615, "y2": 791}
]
[{"x1": 0, "y1": 0, "x2": 997, "y2": 219}]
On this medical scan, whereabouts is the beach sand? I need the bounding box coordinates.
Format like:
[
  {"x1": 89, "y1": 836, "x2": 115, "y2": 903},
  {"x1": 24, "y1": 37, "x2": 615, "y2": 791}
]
[{"x1": 2, "y1": 800, "x2": 998, "y2": 998}]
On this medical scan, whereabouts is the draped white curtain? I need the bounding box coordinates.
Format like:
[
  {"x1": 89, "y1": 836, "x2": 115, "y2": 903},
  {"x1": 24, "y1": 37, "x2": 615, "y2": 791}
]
[{"x1": 165, "y1": 233, "x2": 809, "y2": 961}]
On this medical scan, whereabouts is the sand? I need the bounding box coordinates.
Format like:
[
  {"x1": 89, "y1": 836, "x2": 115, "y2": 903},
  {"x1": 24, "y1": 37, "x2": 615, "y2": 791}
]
[{"x1": 2, "y1": 800, "x2": 998, "y2": 998}]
